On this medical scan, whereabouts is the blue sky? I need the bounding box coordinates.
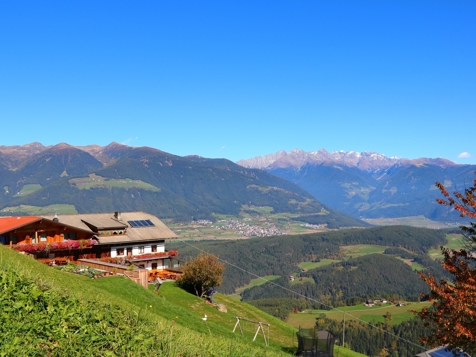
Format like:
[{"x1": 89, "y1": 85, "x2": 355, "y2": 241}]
[{"x1": 1, "y1": 1, "x2": 475, "y2": 164}]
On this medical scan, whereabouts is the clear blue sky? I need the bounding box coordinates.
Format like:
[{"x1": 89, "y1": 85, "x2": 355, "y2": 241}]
[{"x1": 1, "y1": 1, "x2": 475, "y2": 164}]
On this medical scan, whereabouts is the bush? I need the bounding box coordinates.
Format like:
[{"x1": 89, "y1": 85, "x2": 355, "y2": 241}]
[{"x1": 179, "y1": 253, "x2": 225, "y2": 297}]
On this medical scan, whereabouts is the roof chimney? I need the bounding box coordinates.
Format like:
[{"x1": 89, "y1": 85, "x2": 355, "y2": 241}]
[
  {"x1": 114, "y1": 212, "x2": 122, "y2": 221},
  {"x1": 53, "y1": 214, "x2": 59, "y2": 222}
]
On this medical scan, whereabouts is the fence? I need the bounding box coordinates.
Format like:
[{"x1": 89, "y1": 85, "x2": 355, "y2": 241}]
[{"x1": 77, "y1": 259, "x2": 149, "y2": 288}]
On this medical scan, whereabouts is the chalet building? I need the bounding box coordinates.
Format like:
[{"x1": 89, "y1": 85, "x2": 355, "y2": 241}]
[{"x1": 0, "y1": 212, "x2": 179, "y2": 271}]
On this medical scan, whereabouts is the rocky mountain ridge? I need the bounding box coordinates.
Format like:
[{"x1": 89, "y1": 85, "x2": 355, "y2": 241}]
[
  {"x1": 237, "y1": 148, "x2": 456, "y2": 172},
  {"x1": 237, "y1": 149, "x2": 474, "y2": 222}
]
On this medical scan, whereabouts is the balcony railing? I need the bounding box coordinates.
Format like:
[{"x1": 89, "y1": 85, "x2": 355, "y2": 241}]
[{"x1": 98, "y1": 250, "x2": 178, "y2": 264}]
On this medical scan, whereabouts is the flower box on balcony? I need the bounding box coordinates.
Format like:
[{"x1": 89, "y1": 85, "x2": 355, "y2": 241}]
[{"x1": 13, "y1": 239, "x2": 97, "y2": 254}]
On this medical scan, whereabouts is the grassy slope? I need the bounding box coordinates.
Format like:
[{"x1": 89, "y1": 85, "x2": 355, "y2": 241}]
[{"x1": 0, "y1": 246, "x2": 364, "y2": 357}]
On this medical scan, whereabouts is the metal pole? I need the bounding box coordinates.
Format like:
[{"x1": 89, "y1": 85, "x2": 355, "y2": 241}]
[{"x1": 342, "y1": 312, "x2": 345, "y2": 347}]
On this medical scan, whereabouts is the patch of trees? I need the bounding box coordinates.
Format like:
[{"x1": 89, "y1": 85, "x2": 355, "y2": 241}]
[
  {"x1": 248, "y1": 298, "x2": 314, "y2": 320},
  {"x1": 314, "y1": 314, "x2": 433, "y2": 357},
  {"x1": 383, "y1": 247, "x2": 416, "y2": 259},
  {"x1": 241, "y1": 254, "x2": 431, "y2": 305},
  {"x1": 171, "y1": 226, "x2": 446, "y2": 294}
]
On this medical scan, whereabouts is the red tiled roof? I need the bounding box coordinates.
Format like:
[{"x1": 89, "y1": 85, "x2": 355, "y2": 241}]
[{"x1": 0, "y1": 216, "x2": 41, "y2": 235}]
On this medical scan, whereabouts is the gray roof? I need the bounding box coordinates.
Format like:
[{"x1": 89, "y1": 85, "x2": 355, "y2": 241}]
[
  {"x1": 81, "y1": 216, "x2": 128, "y2": 230},
  {"x1": 415, "y1": 347, "x2": 468, "y2": 357},
  {"x1": 44, "y1": 211, "x2": 177, "y2": 244}
]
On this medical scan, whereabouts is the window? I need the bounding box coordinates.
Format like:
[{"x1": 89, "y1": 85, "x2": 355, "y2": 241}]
[
  {"x1": 11, "y1": 236, "x2": 17, "y2": 244},
  {"x1": 152, "y1": 263, "x2": 157, "y2": 270},
  {"x1": 151, "y1": 245, "x2": 157, "y2": 252},
  {"x1": 40, "y1": 233, "x2": 47, "y2": 242},
  {"x1": 139, "y1": 246, "x2": 144, "y2": 254},
  {"x1": 117, "y1": 248, "x2": 124, "y2": 256},
  {"x1": 64, "y1": 232, "x2": 76, "y2": 240}
]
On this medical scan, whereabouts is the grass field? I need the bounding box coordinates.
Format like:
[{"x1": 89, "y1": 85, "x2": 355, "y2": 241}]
[
  {"x1": 340, "y1": 244, "x2": 387, "y2": 257},
  {"x1": 428, "y1": 234, "x2": 465, "y2": 259},
  {"x1": 69, "y1": 174, "x2": 161, "y2": 191},
  {"x1": 286, "y1": 302, "x2": 431, "y2": 328},
  {"x1": 299, "y1": 259, "x2": 342, "y2": 270},
  {"x1": 362, "y1": 215, "x2": 452, "y2": 229},
  {"x1": 13, "y1": 184, "x2": 42, "y2": 196},
  {"x1": 290, "y1": 276, "x2": 314, "y2": 285},
  {"x1": 229, "y1": 275, "x2": 281, "y2": 300},
  {"x1": 1, "y1": 204, "x2": 78, "y2": 215}
]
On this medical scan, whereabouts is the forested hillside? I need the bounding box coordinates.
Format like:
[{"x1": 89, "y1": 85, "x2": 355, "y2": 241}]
[
  {"x1": 171, "y1": 226, "x2": 447, "y2": 294},
  {"x1": 241, "y1": 254, "x2": 430, "y2": 303},
  {"x1": 0, "y1": 143, "x2": 365, "y2": 227}
]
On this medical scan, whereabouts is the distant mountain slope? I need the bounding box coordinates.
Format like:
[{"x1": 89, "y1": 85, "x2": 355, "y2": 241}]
[
  {"x1": 238, "y1": 149, "x2": 476, "y2": 222},
  {"x1": 17, "y1": 143, "x2": 104, "y2": 185},
  {"x1": 0, "y1": 142, "x2": 47, "y2": 169},
  {"x1": 0, "y1": 143, "x2": 366, "y2": 226}
]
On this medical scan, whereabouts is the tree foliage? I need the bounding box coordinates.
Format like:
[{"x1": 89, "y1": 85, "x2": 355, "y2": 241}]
[
  {"x1": 179, "y1": 253, "x2": 225, "y2": 297},
  {"x1": 312, "y1": 313, "x2": 432, "y2": 357},
  {"x1": 415, "y1": 175, "x2": 476, "y2": 354}
]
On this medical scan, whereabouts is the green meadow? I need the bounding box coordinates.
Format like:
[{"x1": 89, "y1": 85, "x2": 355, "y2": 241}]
[
  {"x1": 14, "y1": 184, "x2": 42, "y2": 196},
  {"x1": 1, "y1": 203, "x2": 78, "y2": 215},
  {"x1": 229, "y1": 275, "x2": 281, "y2": 300},
  {"x1": 362, "y1": 215, "x2": 450, "y2": 229},
  {"x1": 428, "y1": 234, "x2": 465, "y2": 259},
  {"x1": 69, "y1": 174, "x2": 161, "y2": 191},
  {"x1": 286, "y1": 302, "x2": 431, "y2": 328}
]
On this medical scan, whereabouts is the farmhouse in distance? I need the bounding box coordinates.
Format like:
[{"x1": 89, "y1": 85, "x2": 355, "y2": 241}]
[{"x1": 0, "y1": 211, "x2": 181, "y2": 275}]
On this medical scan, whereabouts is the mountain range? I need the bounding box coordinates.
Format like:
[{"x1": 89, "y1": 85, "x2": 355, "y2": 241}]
[
  {"x1": 237, "y1": 149, "x2": 476, "y2": 222},
  {"x1": 0, "y1": 143, "x2": 365, "y2": 227}
]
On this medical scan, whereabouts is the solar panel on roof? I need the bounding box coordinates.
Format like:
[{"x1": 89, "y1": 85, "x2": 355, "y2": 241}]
[{"x1": 127, "y1": 220, "x2": 155, "y2": 228}]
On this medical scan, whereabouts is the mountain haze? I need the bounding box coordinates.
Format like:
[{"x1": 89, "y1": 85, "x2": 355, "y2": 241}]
[{"x1": 237, "y1": 149, "x2": 476, "y2": 222}]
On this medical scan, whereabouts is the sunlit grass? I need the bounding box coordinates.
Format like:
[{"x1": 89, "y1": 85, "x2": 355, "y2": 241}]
[
  {"x1": 286, "y1": 302, "x2": 431, "y2": 328},
  {"x1": 229, "y1": 275, "x2": 281, "y2": 300},
  {"x1": 1, "y1": 204, "x2": 78, "y2": 215}
]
